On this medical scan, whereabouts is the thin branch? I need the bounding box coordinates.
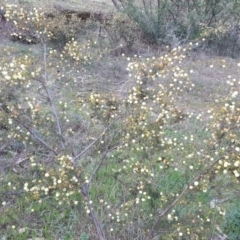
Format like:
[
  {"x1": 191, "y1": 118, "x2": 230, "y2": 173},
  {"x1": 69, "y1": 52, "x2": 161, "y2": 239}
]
[
  {"x1": 0, "y1": 143, "x2": 7, "y2": 152},
  {"x1": 215, "y1": 225, "x2": 229, "y2": 240},
  {"x1": 40, "y1": 37, "x2": 65, "y2": 149},
  {"x1": 72, "y1": 118, "x2": 119, "y2": 162},
  {"x1": 86, "y1": 149, "x2": 109, "y2": 190},
  {"x1": 6, "y1": 114, "x2": 58, "y2": 156},
  {"x1": 79, "y1": 139, "x2": 119, "y2": 239},
  {"x1": 111, "y1": 0, "x2": 122, "y2": 11},
  {"x1": 147, "y1": 156, "x2": 223, "y2": 239},
  {"x1": 81, "y1": 185, "x2": 106, "y2": 240},
  {"x1": 142, "y1": 0, "x2": 150, "y2": 16},
  {"x1": 157, "y1": 0, "x2": 161, "y2": 39},
  {"x1": 86, "y1": 144, "x2": 119, "y2": 190},
  {"x1": 118, "y1": 0, "x2": 127, "y2": 9},
  {"x1": 0, "y1": 190, "x2": 25, "y2": 196}
]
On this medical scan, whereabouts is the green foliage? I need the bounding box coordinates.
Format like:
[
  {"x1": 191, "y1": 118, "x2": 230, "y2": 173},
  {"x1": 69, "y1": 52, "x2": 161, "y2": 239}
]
[
  {"x1": 80, "y1": 232, "x2": 90, "y2": 240},
  {"x1": 103, "y1": 13, "x2": 139, "y2": 49},
  {"x1": 114, "y1": 0, "x2": 240, "y2": 51},
  {"x1": 223, "y1": 203, "x2": 240, "y2": 240},
  {"x1": 200, "y1": 22, "x2": 240, "y2": 57}
]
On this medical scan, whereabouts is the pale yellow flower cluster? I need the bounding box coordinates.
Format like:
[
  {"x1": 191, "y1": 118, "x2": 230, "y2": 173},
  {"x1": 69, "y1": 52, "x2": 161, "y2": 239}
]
[{"x1": 20, "y1": 155, "x2": 82, "y2": 205}]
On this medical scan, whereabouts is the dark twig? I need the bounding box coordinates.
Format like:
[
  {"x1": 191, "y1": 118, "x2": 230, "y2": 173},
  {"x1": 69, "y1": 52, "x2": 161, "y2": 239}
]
[
  {"x1": 147, "y1": 156, "x2": 223, "y2": 239},
  {"x1": 81, "y1": 184, "x2": 106, "y2": 240},
  {"x1": 0, "y1": 143, "x2": 7, "y2": 153},
  {"x1": 86, "y1": 149, "x2": 109, "y2": 190},
  {"x1": 0, "y1": 190, "x2": 25, "y2": 196},
  {"x1": 86, "y1": 144, "x2": 119, "y2": 190},
  {"x1": 111, "y1": 0, "x2": 122, "y2": 11},
  {"x1": 40, "y1": 37, "x2": 65, "y2": 149},
  {"x1": 2, "y1": 113, "x2": 58, "y2": 156},
  {"x1": 72, "y1": 118, "x2": 119, "y2": 162}
]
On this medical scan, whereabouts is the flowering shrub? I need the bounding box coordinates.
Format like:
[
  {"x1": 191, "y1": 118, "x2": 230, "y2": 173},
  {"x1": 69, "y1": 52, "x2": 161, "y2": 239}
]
[
  {"x1": 2, "y1": 3, "x2": 91, "y2": 45},
  {"x1": 0, "y1": 3, "x2": 240, "y2": 240}
]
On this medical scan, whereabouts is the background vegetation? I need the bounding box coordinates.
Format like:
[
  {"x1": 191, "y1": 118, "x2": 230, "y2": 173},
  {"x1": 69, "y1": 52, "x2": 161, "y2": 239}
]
[{"x1": 0, "y1": 0, "x2": 240, "y2": 239}]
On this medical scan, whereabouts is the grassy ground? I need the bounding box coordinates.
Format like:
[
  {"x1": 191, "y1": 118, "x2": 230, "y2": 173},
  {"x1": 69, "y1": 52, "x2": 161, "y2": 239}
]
[{"x1": 1, "y1": 0, "x2": 115, "y2": 12}]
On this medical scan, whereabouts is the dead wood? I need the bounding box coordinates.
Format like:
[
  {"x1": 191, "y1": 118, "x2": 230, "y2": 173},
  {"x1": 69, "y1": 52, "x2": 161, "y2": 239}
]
[{"x1": 52, "y1": 3, "x2": 113, "y2": 23}]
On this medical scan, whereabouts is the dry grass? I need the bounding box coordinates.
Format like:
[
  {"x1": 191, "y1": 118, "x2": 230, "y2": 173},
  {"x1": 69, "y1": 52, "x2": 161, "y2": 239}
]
[
  {"x1": 0, "y1": 0, "x2": 115, "y2": 13},
  {"x1": 85, "y1": 49, "x2": 240, "y2": 117},
  {"x1": 178, "y1": 52, "x2": 240, "y2": 114}
]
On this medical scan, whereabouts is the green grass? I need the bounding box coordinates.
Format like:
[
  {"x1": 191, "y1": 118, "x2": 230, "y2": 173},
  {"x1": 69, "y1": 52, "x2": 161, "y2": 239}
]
[{"x1": 0, "y1": 195, "x2": 87, "y2": 239}]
